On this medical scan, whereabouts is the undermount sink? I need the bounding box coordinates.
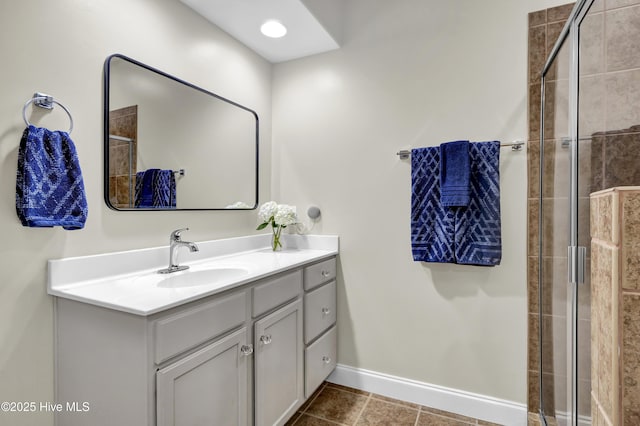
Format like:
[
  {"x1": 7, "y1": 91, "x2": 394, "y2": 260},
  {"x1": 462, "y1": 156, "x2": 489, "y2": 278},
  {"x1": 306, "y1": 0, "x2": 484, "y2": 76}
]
[{"x1": 156, "y1": 267, "x2": 250, "y2": 288}]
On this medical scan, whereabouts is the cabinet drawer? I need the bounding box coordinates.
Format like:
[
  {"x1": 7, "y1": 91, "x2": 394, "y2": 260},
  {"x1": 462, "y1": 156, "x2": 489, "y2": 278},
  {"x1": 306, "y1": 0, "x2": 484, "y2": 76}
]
[
  {"x1": 154, "y1": 291, "x2": 246, "y2": 364},
  {"x1": 303, "y1": 258, "x2": 336, "y2": 291},
  {"x1": 252, "y1": 270, "x2": 302, "y2": 317},
  {"x1": 305, "y1": 325, "x2": 337, "y2": 398},
  {"x1": 304, "y1": 280, "x2": 336, "y2": 344}
]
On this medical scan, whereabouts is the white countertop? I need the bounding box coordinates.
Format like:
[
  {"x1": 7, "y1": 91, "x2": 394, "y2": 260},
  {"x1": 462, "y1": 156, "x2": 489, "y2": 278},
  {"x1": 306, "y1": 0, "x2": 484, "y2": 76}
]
[{"x1": 48, "y1": 234, "x2": 338, "y2": 316}]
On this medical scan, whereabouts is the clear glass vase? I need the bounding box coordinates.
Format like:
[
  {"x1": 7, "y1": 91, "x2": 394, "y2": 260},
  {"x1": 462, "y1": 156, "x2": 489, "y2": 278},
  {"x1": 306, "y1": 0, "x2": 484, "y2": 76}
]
[{"x1": 271, "y1": 225, "x2": 283, "y2": 251}]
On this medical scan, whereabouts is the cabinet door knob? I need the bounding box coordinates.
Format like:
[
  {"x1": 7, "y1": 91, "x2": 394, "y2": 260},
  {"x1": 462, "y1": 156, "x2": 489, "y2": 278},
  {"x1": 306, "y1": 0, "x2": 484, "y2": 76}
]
[
  {"x1": 322, "y1": 356, "x2": 331, "y2": 364},
  {"x1": 321, "y1": 307, "x2": 331, "y2": 316},
  {"x1": 240, "y1": 344, "x2": 253, "y2": 356},
  {"x1": 321, "y1": 270, "x2": 331, "y2": 278},
  {"x1": 260, "y1": 335, "x2": 272, "y2": 345}
]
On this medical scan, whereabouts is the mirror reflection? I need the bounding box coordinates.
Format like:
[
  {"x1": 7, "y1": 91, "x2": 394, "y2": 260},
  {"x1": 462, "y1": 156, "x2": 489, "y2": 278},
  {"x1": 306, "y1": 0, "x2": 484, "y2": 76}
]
[{"x1": 104, "y1": 54, "x2": 258, "y2": 210}]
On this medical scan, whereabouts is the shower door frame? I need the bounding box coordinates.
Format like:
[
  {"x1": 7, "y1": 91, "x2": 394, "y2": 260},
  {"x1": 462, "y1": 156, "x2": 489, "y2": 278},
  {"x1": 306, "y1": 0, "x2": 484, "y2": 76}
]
[{"x1": 539, "y1": 0, "x2": 594, "y2": 424}]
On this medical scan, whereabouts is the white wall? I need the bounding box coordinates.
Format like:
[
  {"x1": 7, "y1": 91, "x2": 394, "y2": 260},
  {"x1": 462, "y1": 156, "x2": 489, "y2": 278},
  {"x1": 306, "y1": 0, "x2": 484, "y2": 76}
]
[
  {"x1": 0, "y1": 1, "x2": 271, "y2": 424},
  {"x1": 272, "y1": 0, "x2": 569, "y2": 403}
]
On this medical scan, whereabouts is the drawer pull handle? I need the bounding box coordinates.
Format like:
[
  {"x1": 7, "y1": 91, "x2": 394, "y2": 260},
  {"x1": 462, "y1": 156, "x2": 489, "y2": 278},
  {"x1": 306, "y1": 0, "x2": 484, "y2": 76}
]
[
  {"x1": 321, "y1": 307, "x2": 331, "y2": 316},
  {"x1": 260, "y1": 335, "x2": 272, "y2": 345},
  {"x1": 322, "y1": 356, "x2": 332, "y2": 364},
  {"x1": 321, "y1": 270, "x2": 331, "y2": 278},
  {"x1": 240, "y1": 345, "x2": 254, "y2": 356}
]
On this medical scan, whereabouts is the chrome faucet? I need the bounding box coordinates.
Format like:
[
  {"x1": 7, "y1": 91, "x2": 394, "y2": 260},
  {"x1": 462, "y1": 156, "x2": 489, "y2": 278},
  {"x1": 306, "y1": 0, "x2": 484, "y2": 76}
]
[{"x1": 158, "y1": 228, "x2": 199, "y2": 274}]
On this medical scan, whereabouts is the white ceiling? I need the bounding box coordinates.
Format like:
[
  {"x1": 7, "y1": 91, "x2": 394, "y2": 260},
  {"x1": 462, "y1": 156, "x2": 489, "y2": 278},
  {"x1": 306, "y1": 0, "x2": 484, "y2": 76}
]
[{"x1": 179, "y1": 0, "x2": 342, "y2": 63}]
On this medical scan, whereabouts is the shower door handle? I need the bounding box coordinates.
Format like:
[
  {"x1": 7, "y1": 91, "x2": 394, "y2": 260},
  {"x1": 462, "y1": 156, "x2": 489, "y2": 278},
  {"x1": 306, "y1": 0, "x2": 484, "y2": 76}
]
[
  {"x1": 577, "y1": 246, "x2": 586, "y2": 285},
  {"x1": 568, "y1": 246, "x2": 587, "y2": 285}
]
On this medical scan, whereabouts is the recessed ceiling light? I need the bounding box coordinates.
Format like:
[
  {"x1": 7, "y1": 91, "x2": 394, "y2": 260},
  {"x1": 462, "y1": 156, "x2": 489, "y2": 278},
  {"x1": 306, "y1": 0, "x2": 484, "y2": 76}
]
[{"x1": 260, "y1": 20, "x2": 287, "y2": 38}]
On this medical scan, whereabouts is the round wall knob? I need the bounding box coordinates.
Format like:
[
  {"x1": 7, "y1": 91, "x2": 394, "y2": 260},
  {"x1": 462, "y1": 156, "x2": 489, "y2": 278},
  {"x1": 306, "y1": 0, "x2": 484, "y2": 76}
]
[
  {"x1": 307, "y1": 206, "x2": 321, "y2": 220},
  {"x1": 322, "y1": 356, "x2": 331, "y2": 364},
  {"x1": 321, "y1": 307, "x2": 331, "y2": 315}
]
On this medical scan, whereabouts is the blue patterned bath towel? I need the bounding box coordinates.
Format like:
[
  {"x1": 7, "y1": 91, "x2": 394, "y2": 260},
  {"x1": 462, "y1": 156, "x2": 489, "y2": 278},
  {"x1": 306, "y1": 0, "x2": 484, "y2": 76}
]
[
  {"x1": 454, "y1": 141, "x2": 501, "y2": 266},
  {"x1": 135, "y1": 169, "x2": 176, "y2": 208},
  {"x1": 411, "y1": 147, "x2": 456, "y2": 263},
  {"x1": 16, "y1": 125, "x2": 88, "y2": 230},
  {"x1": 411, "y1": 142, "x2": 501, "y2": 266}
]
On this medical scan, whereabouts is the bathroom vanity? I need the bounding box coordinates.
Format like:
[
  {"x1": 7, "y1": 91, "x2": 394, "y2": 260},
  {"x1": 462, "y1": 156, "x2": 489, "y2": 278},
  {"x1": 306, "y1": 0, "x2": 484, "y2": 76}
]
[{"x1": 48, "y1": 234, "x2": 338, "y2": 426}]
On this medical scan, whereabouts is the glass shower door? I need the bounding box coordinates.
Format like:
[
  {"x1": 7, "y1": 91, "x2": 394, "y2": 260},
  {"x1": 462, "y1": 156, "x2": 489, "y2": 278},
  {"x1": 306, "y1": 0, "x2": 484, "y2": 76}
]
[
  {"x1": 575, "y1": 1, "x2": 601, "y2": 422},
  {"x1": 538, "y1": 0, "x2": 640, "y2": 422},
  {"x1": 540, "y1": 28, "x2": 574, "y2": 425},
  {"x1": 540, "y1": 1, "x2": 600, "y2": 424}
]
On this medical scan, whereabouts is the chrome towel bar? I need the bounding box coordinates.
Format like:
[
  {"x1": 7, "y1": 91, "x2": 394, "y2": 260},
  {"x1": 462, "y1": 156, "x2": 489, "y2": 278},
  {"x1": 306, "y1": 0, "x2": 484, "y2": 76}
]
[{"x1": 396, "y1": 140, "x2": 524, "y2": 159}]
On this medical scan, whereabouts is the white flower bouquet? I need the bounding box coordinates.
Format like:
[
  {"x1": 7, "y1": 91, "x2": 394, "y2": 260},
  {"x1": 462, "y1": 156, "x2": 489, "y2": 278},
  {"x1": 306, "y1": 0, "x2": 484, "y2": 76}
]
[{"x1": 256, "y1": 201, "x2": 297, "y2": 251}]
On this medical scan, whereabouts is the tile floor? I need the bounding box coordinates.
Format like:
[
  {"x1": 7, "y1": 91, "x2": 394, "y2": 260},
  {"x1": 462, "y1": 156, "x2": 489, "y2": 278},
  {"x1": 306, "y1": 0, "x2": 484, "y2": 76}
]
[{"x1": 285, "y1": 382, "x2": 503, "y2": 426}]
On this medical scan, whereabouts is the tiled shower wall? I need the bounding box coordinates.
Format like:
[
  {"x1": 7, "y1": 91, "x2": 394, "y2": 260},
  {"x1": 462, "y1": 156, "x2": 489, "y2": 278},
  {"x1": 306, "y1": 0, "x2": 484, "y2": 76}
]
[
  {"x1": 527, "y1": 0, "x2": 640, "y2": 422},
  {"x1": 590, "y1": 187, "x2": 640, "y2": 425},
  {"x1": 108, "y1": 105, "x2": 137, "y2": 208}
]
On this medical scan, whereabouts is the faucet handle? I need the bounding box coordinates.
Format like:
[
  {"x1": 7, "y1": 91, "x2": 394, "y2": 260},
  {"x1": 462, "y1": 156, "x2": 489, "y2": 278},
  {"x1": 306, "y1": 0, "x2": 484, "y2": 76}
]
[{"x1": 171, "y1": 228, "x2": 189, "y2": 241}]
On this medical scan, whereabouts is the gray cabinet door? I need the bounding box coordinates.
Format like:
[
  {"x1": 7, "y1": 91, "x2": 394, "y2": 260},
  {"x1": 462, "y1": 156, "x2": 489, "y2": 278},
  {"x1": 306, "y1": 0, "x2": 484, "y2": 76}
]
[
  {"x1": 156, "y1": 327, "x2": 249, "y2": 426},
  {"x1": 254, "y1": 299, "x2": 304, "y2": 426}
]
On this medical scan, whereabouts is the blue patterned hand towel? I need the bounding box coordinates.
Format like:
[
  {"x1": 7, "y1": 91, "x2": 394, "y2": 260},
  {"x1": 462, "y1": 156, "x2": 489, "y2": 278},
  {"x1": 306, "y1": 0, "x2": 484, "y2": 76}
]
[
  {"x1": 440, "y1": 140, "x2": 470, "y2": 207},
  {"x1": 16, "y1": 125, "x2": 88, "y2": 230},
  {"x1": 134, "y1": 169, "x2": 176, "y2": 208},
  {"x1": 411, "y1": 147, "x2": 456, "y2": 263},
  {"x1": 454, "y1": 141, "x2": 501, "y2": 266}
]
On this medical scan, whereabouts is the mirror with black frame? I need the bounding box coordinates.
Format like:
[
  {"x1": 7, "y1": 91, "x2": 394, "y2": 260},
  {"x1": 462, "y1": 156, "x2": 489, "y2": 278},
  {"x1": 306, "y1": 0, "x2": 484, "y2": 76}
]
[{"x1": 103, "y1": 54, "x2": 258, "y2": 210}]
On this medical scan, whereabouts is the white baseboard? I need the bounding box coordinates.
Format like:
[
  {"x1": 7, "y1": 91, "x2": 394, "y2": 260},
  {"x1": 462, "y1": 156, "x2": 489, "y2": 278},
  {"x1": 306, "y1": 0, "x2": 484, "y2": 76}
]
[{"x1": 327, "y1": 364, "x2": 527, "y2": 426}]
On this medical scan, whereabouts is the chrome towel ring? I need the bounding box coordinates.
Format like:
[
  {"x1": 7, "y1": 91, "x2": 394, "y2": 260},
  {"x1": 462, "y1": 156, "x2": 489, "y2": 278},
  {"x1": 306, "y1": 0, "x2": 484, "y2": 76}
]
[{"x1": 22, "y1": 93, "x2": 74, "y2": 134}]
